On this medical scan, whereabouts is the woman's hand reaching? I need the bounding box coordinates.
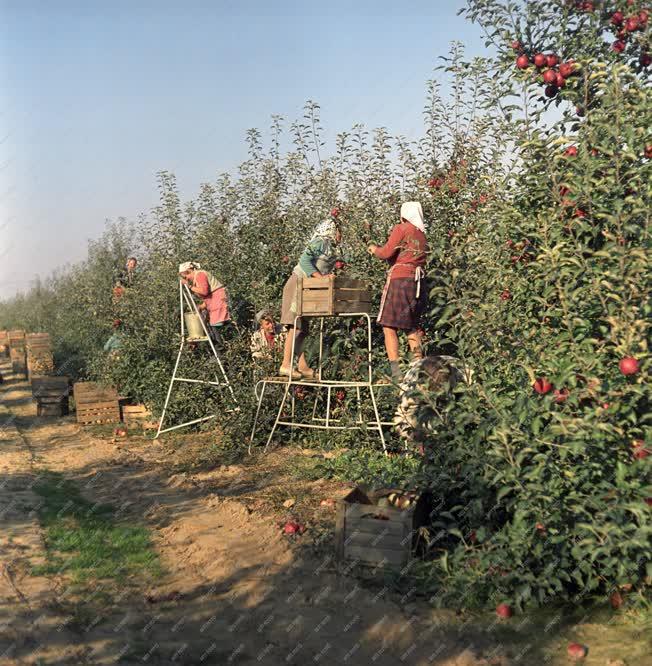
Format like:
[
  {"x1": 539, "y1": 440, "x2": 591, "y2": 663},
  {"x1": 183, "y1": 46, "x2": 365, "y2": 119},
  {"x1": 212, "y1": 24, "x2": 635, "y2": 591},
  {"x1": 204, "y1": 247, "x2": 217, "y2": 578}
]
[{"x1": 367, "y1": 244, "x2": 378, "y2": 256}]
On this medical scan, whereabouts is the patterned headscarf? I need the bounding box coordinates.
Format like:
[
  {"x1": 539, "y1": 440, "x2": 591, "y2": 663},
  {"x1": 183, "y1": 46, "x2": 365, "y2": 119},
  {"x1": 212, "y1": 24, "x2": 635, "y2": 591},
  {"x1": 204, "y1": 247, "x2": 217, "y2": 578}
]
[{"x1": 307, "y1": 218, "x2": 338, "y2": 244}]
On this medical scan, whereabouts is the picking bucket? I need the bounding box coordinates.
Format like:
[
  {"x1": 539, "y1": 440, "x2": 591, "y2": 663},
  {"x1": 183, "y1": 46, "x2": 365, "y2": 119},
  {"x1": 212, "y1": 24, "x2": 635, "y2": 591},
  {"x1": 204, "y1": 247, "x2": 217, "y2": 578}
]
[{"x1": 184, "y1": 313, "x2": 206, "y2": 339}]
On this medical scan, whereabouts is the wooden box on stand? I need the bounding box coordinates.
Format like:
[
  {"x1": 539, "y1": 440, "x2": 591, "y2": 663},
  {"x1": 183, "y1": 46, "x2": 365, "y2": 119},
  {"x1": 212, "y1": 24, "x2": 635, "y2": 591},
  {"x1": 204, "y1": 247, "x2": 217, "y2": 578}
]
[{"x1": 298, "y1": 276, "x2": 372, "y2": 316}]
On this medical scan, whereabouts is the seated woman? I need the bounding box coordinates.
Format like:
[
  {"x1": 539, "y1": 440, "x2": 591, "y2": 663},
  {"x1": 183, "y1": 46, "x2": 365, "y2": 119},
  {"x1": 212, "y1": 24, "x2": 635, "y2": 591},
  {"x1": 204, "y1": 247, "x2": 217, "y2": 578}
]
[
  {"x1": 178, "y1": 262, "x2": 230, "y2": 345},
  {"x1": 368, "y1": 201, "x2": 428, "y2": 382},
  {"x1": 250, "y1": 309, "x2": 286, "y2": 362},
  {"x1": 279, "y1": 217, "x2": 342, "y2": 379}
]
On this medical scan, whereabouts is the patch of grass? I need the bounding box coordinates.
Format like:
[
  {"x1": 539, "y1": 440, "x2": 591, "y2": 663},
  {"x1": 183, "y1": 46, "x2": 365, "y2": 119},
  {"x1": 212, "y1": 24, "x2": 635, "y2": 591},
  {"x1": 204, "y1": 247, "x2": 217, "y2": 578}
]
[{"x1": 31, "y1": 470, "x2": 163, "y2": 584}]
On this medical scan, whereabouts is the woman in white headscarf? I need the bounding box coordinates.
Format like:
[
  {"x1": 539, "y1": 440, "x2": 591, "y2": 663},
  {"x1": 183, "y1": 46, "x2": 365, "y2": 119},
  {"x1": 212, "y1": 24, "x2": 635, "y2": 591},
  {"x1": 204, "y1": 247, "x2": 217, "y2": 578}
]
[
  {"x1": 368, "y1": 201, "x2": 428, "y2": 382},
  {"x1": 278, "y1": 215, "x2": 342, "y2": 379}
]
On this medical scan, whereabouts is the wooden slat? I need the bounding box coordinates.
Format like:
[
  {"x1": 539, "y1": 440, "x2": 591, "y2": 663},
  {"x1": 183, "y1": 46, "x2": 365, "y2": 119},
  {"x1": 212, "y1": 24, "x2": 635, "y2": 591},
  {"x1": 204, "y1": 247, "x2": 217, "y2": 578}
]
[
  {"x1": 343, "y1": 530, "x2": 406, "y2": 550},
  {"x1": 347, "y1": 517, "x2": 406, "y2": 538},
  {"x1": 302, "y1": 276, "x2": 332, "y2": 288},
  {"x1": 346, "y1": 502, "x2": 411, "y2": 522},
  {"x1": 77, "y1": 401, "x2": 121, "y2": 412},
  {"x1": 344, "y1": 545, "x2": 407, "y2": 566},
  {"x1": 334, "y1": 289, "x2": 372, "y2": 301}
]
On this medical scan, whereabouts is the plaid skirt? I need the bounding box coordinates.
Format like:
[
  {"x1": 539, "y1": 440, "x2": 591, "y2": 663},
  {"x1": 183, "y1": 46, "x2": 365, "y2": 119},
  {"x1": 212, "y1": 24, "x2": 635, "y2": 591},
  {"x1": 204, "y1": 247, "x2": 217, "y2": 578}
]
[{"x1": 377, "y1": 277, "x2": 426, "y2": 330}]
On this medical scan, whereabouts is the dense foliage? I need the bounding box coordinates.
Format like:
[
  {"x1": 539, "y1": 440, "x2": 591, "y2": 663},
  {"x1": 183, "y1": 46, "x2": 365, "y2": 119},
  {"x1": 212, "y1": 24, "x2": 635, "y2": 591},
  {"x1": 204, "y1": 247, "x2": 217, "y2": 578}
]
[{"x1": 1, "y1": 0, "x2": 649, "y2": 610}]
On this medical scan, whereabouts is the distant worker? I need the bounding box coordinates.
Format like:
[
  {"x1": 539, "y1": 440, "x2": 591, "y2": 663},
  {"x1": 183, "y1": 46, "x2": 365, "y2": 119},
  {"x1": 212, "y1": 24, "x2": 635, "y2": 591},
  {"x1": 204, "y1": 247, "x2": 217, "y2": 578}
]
[
  {"x1": 368, "y1": 201, "x2": 428, "y2": 382},
  {"x1": 250, "y1": 310, "x2": 286, "y2": 361},
  {"x1": 178, "y1": 261, "x2": 231, "y2": 345},
  {"x1": 104, "y1": 319, "x2": 123, "y2": 357},
  {"x1": 124, "y1": 256, "x2": 138, "y2": 286}
]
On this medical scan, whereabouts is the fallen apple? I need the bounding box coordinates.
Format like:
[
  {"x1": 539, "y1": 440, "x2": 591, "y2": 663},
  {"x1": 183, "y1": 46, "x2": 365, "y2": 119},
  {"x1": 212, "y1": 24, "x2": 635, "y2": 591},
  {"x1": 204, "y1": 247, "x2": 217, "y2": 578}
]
[
  {"x1": 566, "y1": 643, "x2": 587, "y2": 661},
  {"x1": 495, "y1": 603, "x2": 513, "y2": 618}
]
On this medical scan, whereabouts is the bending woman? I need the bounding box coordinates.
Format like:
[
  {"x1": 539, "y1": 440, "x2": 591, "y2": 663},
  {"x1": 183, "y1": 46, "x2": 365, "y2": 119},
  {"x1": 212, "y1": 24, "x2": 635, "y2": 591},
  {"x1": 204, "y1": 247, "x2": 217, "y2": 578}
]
[
  {"x1": 368, "y1": 201, "x2": 428, "y2": 382},
  {"x1": 279, "y1": 218, "x2": 342, "y2": 379}
]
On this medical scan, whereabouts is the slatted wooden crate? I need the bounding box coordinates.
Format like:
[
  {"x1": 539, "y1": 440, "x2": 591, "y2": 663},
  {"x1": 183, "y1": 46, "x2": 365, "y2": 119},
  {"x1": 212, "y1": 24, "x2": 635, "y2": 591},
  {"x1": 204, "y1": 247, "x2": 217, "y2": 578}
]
[
  {"x1": 73, "y1": 381, "x2": 120, "y2": 425},
  {"x1": 121, "y1": 403, "x2": 153, "y2": 426},
  {"x1": 8, "y1": 330, "x2": 26, "y2": 351},
  {"x1": 298, "y1": 276, "x2": 372, "y2": 316},
  {"x1": 335, "y1": 486, "x2": 430, "y2": 569},
  {"x1": 32, "y1": 376, "x2": 70, "y2": 417},
  {"x1": 0, "y1": 330, "x2": 8, "y2": 357},
  {"x1": 10, "y1": 348, "x2": 27, "y2": 377}
]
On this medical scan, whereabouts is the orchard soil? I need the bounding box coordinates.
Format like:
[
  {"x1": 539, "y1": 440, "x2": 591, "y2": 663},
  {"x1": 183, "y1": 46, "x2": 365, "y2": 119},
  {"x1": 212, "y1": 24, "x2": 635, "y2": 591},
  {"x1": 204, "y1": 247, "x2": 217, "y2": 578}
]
[{"x1": 0, "y1": 361, "x2": 648, "y2": 665}]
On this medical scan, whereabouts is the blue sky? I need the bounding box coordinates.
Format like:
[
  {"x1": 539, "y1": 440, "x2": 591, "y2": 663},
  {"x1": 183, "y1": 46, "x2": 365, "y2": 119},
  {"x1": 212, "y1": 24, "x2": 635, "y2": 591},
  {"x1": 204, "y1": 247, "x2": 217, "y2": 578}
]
[{"x1": 0, "y1": 0, "x2": 487, "y2": 298}]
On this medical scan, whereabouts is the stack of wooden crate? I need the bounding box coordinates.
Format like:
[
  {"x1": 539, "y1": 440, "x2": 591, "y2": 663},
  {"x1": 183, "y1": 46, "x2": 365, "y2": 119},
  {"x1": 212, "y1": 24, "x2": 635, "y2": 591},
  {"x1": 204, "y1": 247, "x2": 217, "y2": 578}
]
[
  {"x1": 26, "y1": 333, "x2": 54, "y2": 379},
  {"x1": 8, "y1": 330, "x2": 27, "y2": 377},
  {"x1": 298, "y1": 276, "x2": 372, "y2": 316},
  {"x1": 0, "y1": 330, "x2": 9, "y2": 358},
  {"x1": 73, "y1": 382, "x2": 120, "y2": 425},
  {"x1": 32, "y1": 376, "x2": 70, "y2": 417}
]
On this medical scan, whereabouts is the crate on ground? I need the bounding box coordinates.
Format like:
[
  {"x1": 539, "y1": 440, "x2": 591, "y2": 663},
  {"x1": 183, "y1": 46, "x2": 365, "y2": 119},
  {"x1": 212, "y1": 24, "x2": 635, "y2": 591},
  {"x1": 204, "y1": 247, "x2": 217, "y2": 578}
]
[
  {"x1": 8, "y1": 330, "x2": 26, "y2": 351},
  {"x1": 32, "y1": 376, "x2": 70, "y2": 417},
  {"x1": 0, "y1": 330, "x2": 8, "y2": 357},
  {"x1": 73, "y1": 381, "x2": 120, "y2": 424},
  {"x1": 335, "y1": 486, "x2": 431, "y2": 569},
  {"x1": 121, "y1": 403, "x2": 153, "y2": 426},
  {"x1": 10, "y1": 348, "x2": 27, "y2": 377},
  {"x1": 298, "y1": 276, "x2": 372, "y2": 316}
]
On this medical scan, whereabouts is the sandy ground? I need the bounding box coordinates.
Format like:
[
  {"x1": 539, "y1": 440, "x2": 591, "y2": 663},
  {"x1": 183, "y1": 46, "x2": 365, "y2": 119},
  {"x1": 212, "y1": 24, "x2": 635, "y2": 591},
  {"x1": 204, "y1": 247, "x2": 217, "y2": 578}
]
[{"x1": 0, "y1": 359, "x2": 648, "y2": 665}]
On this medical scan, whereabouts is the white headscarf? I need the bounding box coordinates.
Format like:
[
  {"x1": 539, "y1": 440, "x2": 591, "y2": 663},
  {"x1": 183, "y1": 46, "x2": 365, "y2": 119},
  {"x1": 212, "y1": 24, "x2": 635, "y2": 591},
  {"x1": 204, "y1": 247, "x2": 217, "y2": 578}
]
[
  {"x1": 400, "y1": 202, "x2": 426, "y2": 233},
  {"x1": 178, "y1": 261, "x2": 201, "y2": 273}
]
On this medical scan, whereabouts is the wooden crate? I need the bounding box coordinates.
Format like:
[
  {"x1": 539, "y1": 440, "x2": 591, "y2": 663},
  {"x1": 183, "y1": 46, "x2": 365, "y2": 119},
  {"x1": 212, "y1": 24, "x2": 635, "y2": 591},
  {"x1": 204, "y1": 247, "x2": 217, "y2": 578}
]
[
  {"x1": 10, "y1": 348, "x2": 27, "y2": 377},
  {"x1": 73, "y1": 382, "x2": 120, "y2": 425},
  {"x1": 27, "y1": 352, "x2": 55, "y2": 378},
  {"x1": 32, "y1": 376, "x2": 70, "y2": 417},
  {"x1": 298, "y1": 276, "x2": 372, "y2": 316},
  {"x1": 8, "y1": 330, "x2": 26, "y2": 350},
  {"x1": 26, "y1": 332, "x2": 52, "y2": 351},
  {"x1": 121, "y1": 403, "x2": 152, "y2": 426},
  {"x1": 0, "y1": 330, "x2": 8, "y2": 357},
  {"x1": 335, "y1": 486, "x2": 430, "y2": 569}
]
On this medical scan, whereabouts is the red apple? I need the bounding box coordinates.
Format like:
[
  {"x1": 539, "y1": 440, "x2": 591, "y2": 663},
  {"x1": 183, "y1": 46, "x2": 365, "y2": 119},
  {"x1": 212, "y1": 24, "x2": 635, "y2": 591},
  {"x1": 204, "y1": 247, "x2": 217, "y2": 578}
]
[
  {"x1": 516, "y1": 55, "x2": 530, "y2": 69},
  {"x1": 496, "y1": 603, "x2": 513, "y2": 618},
  {"x1": 543, "y1": 69, "x2": 557, "y2": 84},
  {"x1": 535, "y1": 522, "x2": 546, "y2": 533},
  {"x1": 574, "y1": 208, "x2": 587, "y2": 218},
  {"x1": 556, "y1": 73, "x2": 566, "y2": 87},
  {"x1": 428, "y1": 177, "x2": 443, "y2": 189},
  {"x1": 500, "y1": 289, "x2": 511, "y2": 301},
  {"x1": 533, "y1": 378, "x2": 553, "y2": 394},
  {"x1": 559, "y1": 62, "x2": 574, "y2": 78},
  {"x1": 641, "y1": 53, "x2": 652, "y2": 67},
  {"x1": 335, "y1": 390, "x2": 345, "y2": 402},
  {"x1": 609, "y1": 591, "x2": 623, "y2": 609},
  {"x1": 640, "y1": 10, "x2": 649, "y2": 25},
  {"x1": 511, "y1": 40, "x2": 522, "y2": 51},
  {"x1": 611, "y1": 11, "x2": 624, "y2": 25},
  {"x1": 581, "y1": 0, "x2": 594, "y2": 10},
  {"x1": 546, "y1": 53, "x2": 559, "y2": 67},
  {"x1": 282, "y1": 255, "x2": 290, "y2": 263},
  {"x1": 334, "y1": 260, "x2": 345, "y2": 270},
  {"x1": 330, "y1": 207, "x2": 340, "y2": 218},
  {"x1": 619, "y1": 356, "x2": 639, "y2": 376},
  {"x1": 645, "y1": 144, "x2": 652, "y2": 158},
  {"x1": 554, "y1": 388, "x2": 570, "y2": 404},
  {"x1": 633, "y1": 446, "x2": 650, "y2": 460},
  {"x1": 625, "y1": 17, "x2": 639, "y2": 32},
  {"x1": 533, "y1": 53, "x2": 546, "y2": 68},
  {"x1": 567, "y1": 643, "x2": 587, "y2": 660},
  {"x1": 114, "y1": 427, "x2": 128, "y2": 437},
  {"x1": 565, "y1": 145, "x2": 578, "y2": 157},
  {"x1": 645, "y1": 498, "x2": 652, "y2": 506},
  {"x1": 282, "y1": 520, "x2": 304, "y2": 535},
  {"x1": 544, "y1": 85, "x2": 558, "y2": 98},
  {"x1": 612, "y1": 39, "x2": 626, "y2": 53}
]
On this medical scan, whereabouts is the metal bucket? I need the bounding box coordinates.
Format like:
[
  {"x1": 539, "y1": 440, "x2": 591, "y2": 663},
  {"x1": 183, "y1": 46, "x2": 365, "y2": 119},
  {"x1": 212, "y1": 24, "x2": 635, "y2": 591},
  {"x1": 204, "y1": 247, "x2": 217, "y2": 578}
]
[{"x1": 184, "y1": 313, "x2": 206, "y2": 339}]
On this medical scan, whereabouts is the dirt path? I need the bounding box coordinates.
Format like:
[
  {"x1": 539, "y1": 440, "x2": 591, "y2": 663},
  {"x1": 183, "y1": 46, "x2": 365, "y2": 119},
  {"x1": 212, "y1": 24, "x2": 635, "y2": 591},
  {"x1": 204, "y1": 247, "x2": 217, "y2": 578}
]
[{"x1": 1, "y1": 362, "x2": 648, "y2": 665}]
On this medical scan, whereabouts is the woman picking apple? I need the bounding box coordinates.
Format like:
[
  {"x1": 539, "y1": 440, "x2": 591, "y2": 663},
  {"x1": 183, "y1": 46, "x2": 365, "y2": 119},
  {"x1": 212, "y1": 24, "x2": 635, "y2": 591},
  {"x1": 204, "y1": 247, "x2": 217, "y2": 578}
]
[
  {"x1": 178, "y1": 261, "x2": 231, "y2": 345},
  {"x1": 368, "y1": 201, "x2": 428, "y2": 382},
  {"x1": 278, "y1": 216, "x2": 342, "y2": 379}
]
